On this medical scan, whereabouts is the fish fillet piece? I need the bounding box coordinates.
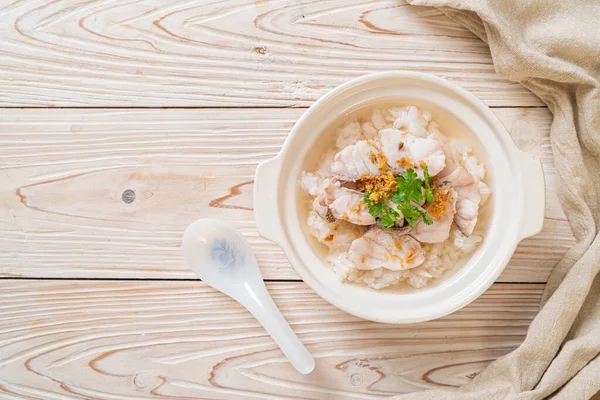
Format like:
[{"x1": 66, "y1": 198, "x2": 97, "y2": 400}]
[{"x1": 348, "y1": 228, "x2": 425, "y2": 271}]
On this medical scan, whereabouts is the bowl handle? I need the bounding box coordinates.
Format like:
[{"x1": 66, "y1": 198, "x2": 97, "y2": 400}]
[
  {"x1": 254, "y1": 157, "x2": 285, "y2": 244},
  {"x1": 518, "y1": 150, "x2": 546, "y2": 240}
]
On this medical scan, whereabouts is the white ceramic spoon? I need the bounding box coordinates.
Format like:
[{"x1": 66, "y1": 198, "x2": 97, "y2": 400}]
[{"x1": 182, "y1": 218, "x2": 315, "y2": 375}]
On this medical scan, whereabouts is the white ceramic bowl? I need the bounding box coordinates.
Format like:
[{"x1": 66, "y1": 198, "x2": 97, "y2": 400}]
[{"x1": 254, "y1": 72, "x2": 544, "y2": 324}]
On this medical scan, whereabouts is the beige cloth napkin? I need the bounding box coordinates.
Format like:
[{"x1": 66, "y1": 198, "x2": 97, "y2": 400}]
[{"x1": 393, "y1": 1, "x2": 600, "y2": 399}]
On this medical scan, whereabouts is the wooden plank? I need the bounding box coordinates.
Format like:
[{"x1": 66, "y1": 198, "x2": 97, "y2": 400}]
[
  {"x1": 0, "y1": 0, "x2": 542, "y2": 107},
  {"x1": 0, "y1": 280, "x2": 543, "y2": 399},
  {"x1": 0, "y1": 108, "x2": 572, "y2": 281}
]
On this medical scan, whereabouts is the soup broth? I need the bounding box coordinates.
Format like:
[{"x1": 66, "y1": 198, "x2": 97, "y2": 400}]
[{"x1": 298, "y1": 101, "x2": 493, "y2": 290}]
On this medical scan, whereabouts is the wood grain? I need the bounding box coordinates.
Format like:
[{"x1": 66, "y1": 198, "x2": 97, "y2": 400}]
[
  {"x1": 0, "y1": 107, "x2": 572, "y2": 282},
  {"x1": 0, "y1": 0, "x2": 542, "y2": 107},
  {"x1": 0, "y1": 1, "x2": 566, "y2": 397},
  {"x1": 0, "y1": 280, "x2": 543, "y2": 399}
]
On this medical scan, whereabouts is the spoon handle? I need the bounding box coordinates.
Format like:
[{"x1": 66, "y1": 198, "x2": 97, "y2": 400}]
[{"x1": 243, "y1": 283, "x2": 315, "y2": 375}]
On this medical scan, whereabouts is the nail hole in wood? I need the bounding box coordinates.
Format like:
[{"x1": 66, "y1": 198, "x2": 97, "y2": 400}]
[
  {"x1": 122, "y1": 189, "x2": 136, "y2": 204},
  {"x1": 253, "y1": 46, "x2": 267, "y2": 55},
  {"x1": 351, "y1": 373, "x2": 363, "y2": 386},
  {"x1": 133, "y1": 373, "x2": 148, "y2": 389}
]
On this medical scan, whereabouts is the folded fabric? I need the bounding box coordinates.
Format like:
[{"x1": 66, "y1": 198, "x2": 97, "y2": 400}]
[{"x1": 392, "y1": 1, "x2": 600, "y2": 399}]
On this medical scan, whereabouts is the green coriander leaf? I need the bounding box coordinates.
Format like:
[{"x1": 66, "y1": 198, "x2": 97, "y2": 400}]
[
  {"x1": 423, "y1": 164, "x2": 431, "y2": 184},
  {"x1": 426, "y1": 189, "x2": 434, "y2": 204},
  {"x1": 421, "y1": 212, "x2": 433, "y2": 225},
  {"x1": 387, "y1": 206, "x2": 399, "y2": 219},
  {"x1": 389, "y1": 191, "x2": 406, "y2": 204},
  {"x1": 397, "y1": 201, "x2": 434, "y2": 226},
  {"x1": 364, "y1": 192, "x2": 385, "y2": 217},
  {"x1": 397, "y1": 202, "x2": 421, "y2": 226},
  {"x1": 369, "y1": 202, "x2": 384, "y2": 217},
  {"x1": 402, "y1": 168, "x2": 419, "y2": 181},
  {"x1": 423, "y1": 165, "x2": 435, "y2": 204},
  {"x1": 364, "y1": 190, "x2": 415, "y2": 229},
  {"x1": 381, "y1": 203, "x2": 401, "y2": 227},
  {"x1": 399, "y1": 168, "x2": 424, "y2": 203},
  {"x1": 379, "y1": 214, "x2": 395, "y2": 228}
]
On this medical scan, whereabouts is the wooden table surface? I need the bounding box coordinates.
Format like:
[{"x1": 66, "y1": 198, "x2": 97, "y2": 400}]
[{"x1": 0, "y1": 1, "x2": 572, "y2": 399}]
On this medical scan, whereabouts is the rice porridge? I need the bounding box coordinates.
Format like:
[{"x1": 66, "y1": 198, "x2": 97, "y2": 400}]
[{"x1": 299, "y1": 104, "x2": 492, "y2": 290}]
